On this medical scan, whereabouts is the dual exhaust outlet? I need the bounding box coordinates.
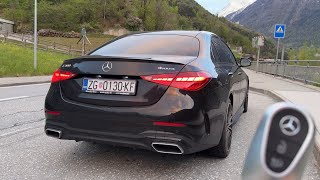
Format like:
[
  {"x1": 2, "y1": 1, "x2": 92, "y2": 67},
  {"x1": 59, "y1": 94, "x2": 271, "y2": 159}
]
[
  {"x1": 45, "y1": 128, "x2": 184, "y2": 155},
  {"x1": 45, "y1": 128, "x2": 62, "y2": 139},
  {"x1": 151, "y1": 142, "x2": 184, "y2": 155}
]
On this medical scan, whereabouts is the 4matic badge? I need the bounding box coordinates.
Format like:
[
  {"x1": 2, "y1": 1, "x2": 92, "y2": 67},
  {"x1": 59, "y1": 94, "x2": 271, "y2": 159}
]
[{"x1": 158, "y1": 67, "x2": 175, "y2": 71}]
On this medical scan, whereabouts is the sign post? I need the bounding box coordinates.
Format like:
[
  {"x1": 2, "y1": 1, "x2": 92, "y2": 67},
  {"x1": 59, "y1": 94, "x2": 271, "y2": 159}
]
[
  {"x1": 274, "y1": 24, "x2": 286, "y2": 62},
  {"x1": 252, "y1": 36, "x2": 265, "y2": 72},
  {"x1": 77, "y1": 28, "x2": 91, "y2": 56}
]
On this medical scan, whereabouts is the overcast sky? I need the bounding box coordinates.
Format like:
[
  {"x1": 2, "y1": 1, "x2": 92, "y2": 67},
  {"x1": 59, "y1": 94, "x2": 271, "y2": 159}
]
[{"x1": 195, "y1": 0, "x2": 230, "y2": 14}]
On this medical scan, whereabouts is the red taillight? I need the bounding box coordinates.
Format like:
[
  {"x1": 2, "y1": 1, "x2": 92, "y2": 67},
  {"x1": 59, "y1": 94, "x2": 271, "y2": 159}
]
[
  {"x1": 141, "y1": 73, "x2": 176, "y2": 86},
  {"x1": 45, "y1": 110, "x2": 61, "y2": 116},
  {"x1": 153, "y1": 122, "x2": 186, "y2": 127},
  {"x1": 171, "y1": 71, "x2": 212, "y2": 91},
  {"x1": 141, "y1": 71, "x2": 212, "y2": 91},
  {"x1": 51, "y1": 68, "x2": 76, "y2": 83}
]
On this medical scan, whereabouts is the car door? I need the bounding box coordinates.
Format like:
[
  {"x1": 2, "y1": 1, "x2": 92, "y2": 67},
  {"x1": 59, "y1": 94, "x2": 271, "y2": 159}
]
[
  {"x1": 211, "y1": 36, "x2": 242, "y2": 113},
  {"x1": 222, "y1": 44, "x2": 248, "y2": 107},
  {"x1": 239, "y1": 65, "x2": 248, "y2": 105}
]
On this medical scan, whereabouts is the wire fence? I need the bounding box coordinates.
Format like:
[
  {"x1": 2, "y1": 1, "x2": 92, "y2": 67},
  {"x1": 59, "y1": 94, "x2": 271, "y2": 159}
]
[
  {"x1": 247, "y1": 60, "x2": 320, "y2": 86},
  {"x1": 0, "y1": 30, "x2": 82, "y2": 56}
]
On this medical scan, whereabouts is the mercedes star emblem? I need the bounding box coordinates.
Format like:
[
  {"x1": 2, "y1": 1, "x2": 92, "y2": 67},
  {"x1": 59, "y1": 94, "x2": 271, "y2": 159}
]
[
  {"x1": 102, "y1": 62, "x2": 112, "y2": 72},
  {"x1": 279, "y1": 115, "x2": 301, "y2": 136}
]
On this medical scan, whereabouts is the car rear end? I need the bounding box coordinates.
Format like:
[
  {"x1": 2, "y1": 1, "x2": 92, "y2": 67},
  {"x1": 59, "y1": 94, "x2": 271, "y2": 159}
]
[{"x1": 45, "y1": 33, "x2": 221, "y2": 154}]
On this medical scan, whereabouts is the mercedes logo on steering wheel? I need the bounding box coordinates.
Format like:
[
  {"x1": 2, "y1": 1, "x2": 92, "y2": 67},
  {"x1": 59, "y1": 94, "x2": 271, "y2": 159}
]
[
  {"x1": 279, "y1": 115, "x2": 301, "y2": 136},
  {"x1": 102, "y1": 62, "x2": 112, "y2": 72}
]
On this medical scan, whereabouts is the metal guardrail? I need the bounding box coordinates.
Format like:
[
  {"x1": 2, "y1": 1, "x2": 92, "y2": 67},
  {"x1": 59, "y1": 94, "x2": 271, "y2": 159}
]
[
  {"x1": 0, "y1": 30, "x2": 82, "y2": 56},
  {"x1": 247, "y1": 60, "x2": 320, "y2": 86}
]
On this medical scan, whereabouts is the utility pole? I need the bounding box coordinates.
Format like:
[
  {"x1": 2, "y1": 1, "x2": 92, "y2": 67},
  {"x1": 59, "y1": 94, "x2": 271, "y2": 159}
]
[
  {"x1": 103, "y1": 0, "x2": 106, "y2": 19},
  {"x1": 281, "y1": 44, "x2": 285, "y2": 62},
  {"x1": 34, "y1": 0, "x2": 37, "y2": 70},
  {"x1": 257, "y1": 46, "x2": 261, "y2": 71}
]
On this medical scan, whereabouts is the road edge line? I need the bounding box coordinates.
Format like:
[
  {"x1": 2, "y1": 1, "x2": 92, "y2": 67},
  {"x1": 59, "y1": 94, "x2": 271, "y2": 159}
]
[
  {"x1": 249, "y1": 86, "x2": 320, "y2": 168},
  {"x1": 0, "y1": 81, "x2": 50, "y2": 87}
]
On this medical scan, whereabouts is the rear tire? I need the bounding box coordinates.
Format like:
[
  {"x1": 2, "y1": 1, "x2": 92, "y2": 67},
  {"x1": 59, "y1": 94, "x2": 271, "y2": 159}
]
[
  {"x1": 243, "y1": 92, "x2": 248, "y2": 113},
  {"x1": 206, "y1": 99, "x2": 233, "y2": 158}
]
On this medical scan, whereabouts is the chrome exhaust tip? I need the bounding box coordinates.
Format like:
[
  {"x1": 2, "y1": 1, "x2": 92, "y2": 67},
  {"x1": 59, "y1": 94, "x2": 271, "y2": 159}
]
[
  {"x1": 45, "y1": 128, "x2": 62, "y2": 139},
  {"x1": 151, "y1": 142, "x2": 184, "y2": 155}
]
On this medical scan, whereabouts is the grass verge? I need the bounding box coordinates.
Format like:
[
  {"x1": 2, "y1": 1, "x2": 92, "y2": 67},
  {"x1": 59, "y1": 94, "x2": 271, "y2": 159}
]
[
  {"x1": 0, "y1": 42, "x2": 72, "y2": 77},
  {"x1": 39, "y1": 34, "x2": 115, "y2": 51}
]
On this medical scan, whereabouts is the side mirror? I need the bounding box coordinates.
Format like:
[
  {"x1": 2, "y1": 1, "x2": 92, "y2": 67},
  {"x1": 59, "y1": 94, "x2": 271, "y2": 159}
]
[{"x1": 240, "y1": 58, "x2": 252, "y2": 67}]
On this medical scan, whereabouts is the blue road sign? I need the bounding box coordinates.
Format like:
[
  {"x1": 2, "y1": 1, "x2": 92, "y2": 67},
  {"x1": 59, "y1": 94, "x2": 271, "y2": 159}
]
[{"x1": 274, "y1": 24, "x2": 286, "y2": 39}]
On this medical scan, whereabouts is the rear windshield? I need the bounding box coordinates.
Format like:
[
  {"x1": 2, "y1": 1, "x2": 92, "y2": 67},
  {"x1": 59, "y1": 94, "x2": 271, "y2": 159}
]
[{"x1": 90, "y1": 35, "x2": 200, "y2": 57}]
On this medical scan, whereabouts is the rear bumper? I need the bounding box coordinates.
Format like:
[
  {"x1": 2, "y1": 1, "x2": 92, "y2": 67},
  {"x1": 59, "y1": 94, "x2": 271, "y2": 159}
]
[
  {"x1": 45, "y1": 85, "x2": 226, "y2": 154},
  {"x1": 45, "y1": 120, "x2": 213, "y2": 154}
]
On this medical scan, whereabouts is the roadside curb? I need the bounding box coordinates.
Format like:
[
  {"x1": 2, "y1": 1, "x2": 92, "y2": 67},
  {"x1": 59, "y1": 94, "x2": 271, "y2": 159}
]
[
  {"x1": 0, "y1": 80, "x2": 50, "y2": 87},
  {"x1": 253, "y1": 71, "x2": 320, "y2": 92},
  {"x1": 249, "y1": 86, "x2": 320, "y2": 167},
  {"x1": 249, "y1": 87, "x2": 287, "y2": 102}
]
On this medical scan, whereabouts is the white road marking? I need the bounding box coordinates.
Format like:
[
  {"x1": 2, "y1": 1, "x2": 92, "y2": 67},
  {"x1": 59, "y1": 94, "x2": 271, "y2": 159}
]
[
  {"x1": 0, "y1": 83, "x2": 50, "y2": 89},
  {"x1": 0, "y1": 96, "x2": 29, "y2": 102}
]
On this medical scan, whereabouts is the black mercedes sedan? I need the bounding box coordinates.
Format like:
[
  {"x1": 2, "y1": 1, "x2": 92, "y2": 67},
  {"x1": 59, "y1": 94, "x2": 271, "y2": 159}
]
[{"x1": 45, "y1": 31, "x2": 251, "y2": 158}]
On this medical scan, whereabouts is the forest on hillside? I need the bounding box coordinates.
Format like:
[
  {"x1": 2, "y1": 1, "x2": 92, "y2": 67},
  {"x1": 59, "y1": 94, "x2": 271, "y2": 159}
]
[{"x1": 0, "y1": 0, "x2": 275, "y2": 56}]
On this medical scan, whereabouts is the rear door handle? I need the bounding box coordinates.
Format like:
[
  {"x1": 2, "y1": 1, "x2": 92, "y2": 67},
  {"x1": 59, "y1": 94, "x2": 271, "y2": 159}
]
[{"x1": 238, "y1": 72, "x2": 242, "y2": 75}]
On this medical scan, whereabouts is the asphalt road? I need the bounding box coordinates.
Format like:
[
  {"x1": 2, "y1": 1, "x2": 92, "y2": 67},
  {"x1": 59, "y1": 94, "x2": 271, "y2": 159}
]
[{"x1": 0, "y1": 84, "x2": 319, "y2": 180}]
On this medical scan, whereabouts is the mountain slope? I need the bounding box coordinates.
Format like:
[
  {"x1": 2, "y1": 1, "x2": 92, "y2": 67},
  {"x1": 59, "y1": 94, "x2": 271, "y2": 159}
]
[
  {"x1": 227, "y1": 0, "x2": 320, "y2": 47},
  {"x1": 219, "y1": 0, "x2": 256, "y2": 17}
]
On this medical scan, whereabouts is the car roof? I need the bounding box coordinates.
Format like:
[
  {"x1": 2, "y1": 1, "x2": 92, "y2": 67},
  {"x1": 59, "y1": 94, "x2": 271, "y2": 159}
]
[{"x1": 131, "y1": 31, "x2": 216, "y2": 38}]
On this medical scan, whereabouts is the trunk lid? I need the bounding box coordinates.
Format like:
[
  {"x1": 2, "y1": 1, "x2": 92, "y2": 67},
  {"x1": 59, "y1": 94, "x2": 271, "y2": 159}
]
[{"x1": 59, "y1": 55, "x2": 196, "y2": 107}]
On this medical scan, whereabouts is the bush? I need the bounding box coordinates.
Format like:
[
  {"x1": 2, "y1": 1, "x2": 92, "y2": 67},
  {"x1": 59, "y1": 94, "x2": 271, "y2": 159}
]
[{"x1": 125, "y1": 16, "x2": 143, "y2": 31}]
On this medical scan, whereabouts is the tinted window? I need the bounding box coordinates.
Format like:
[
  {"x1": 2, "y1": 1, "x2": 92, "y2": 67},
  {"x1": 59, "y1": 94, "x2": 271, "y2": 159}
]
[
  {"x1": 212, "y1": 37, "x2": 237, "y2": 65},
  {"x1": 91, "y1": 35, "x2": 200, "y2": 57},
  {"x1": 210, "y1": 41, "x2": 220, "y2": 63}
]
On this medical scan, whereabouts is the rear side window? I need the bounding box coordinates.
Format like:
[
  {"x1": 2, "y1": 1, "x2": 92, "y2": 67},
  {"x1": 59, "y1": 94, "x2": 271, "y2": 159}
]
[
  {"x1": 210, "y1": 41, "x2": 220, "y2": 63},
  {"x1": 91, "y1": 35, "x2": 200, "y2": 57},
  {"x1": 212, "y1": 36, "x2": 237, "y2": 65}
]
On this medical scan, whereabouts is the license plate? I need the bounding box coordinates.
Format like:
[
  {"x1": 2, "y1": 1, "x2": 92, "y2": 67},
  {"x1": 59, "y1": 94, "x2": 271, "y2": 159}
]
[{"x1": 82, "y1": 78, "x2": 136, "y2": 96}]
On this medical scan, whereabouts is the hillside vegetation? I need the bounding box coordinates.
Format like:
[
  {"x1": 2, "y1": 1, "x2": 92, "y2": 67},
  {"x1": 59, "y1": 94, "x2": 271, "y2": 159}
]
[
  {"x1": 289, "y1": 45, "x2": 320, "y2": 61},
  {"x1": 0, "y1": 0, "x2": 274, "y2": 56}
]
